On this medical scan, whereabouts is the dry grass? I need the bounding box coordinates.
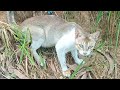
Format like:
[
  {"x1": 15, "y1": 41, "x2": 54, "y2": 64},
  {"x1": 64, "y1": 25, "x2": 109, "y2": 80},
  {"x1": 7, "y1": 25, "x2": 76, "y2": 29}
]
[{"x1": 0, "y1": 11, "x2": 120, "y2": 79}]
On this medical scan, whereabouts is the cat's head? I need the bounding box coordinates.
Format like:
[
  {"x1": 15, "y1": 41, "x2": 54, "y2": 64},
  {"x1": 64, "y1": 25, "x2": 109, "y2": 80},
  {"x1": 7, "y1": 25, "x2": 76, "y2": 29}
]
[{"x1": 75, "y1": 31, "x2": 100, "y2": 56}]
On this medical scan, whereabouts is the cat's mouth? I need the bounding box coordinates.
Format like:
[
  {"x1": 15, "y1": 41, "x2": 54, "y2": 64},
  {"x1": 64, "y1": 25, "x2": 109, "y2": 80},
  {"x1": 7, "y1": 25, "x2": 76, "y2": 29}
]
[
  {"x1": 77, "y1": 51, "x2": 92, "y2": 57},
  {"x1": 78, "y1": 54, "x2": 91, "y2": 58},
  {"x1": 81, "y1": 54, "x2": 89, "y2": 57}
]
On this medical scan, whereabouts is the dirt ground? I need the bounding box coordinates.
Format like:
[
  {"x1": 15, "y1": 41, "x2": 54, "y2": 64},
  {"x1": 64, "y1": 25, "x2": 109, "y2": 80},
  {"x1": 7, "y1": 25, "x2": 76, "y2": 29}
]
[{"x1": 0, "y1": 11, "x2": 120, "y2": 79}]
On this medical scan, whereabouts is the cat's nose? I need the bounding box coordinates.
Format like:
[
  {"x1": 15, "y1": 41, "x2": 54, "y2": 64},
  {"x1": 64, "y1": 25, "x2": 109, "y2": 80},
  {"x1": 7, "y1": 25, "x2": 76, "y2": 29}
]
[{"x1": 83, "y1": 53, "x2": 87, "y2": 55}]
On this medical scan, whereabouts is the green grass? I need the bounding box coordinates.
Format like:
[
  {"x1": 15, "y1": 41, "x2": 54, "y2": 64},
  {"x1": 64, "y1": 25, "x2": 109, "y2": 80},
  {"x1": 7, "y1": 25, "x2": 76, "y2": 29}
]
[
  {"x1": 12, "y1": 24, "x2": 47, "y2": 68},
  {"x1": 69, "y1": 61, "x2": 84, "y2": 79},
  {"x1": 12, "y1": 25, "x2": 35, "y2": 65},
  {"x1": 95, "y1": 40, "x2": 105, "y2": 50},
  {"x1": 96, "y1": 11, "x2": 120, "y2": 51},
  {"x1": 96, "y1": 11, "x2": 103, "y2": 28},
  {"x1": 115, "y1": 19, "x2": 120, "y2": 53}
]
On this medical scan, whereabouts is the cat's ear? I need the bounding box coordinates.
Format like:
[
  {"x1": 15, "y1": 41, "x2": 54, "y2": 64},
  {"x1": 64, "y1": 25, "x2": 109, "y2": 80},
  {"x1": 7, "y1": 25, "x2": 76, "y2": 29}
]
[
  {"x1": 75, "y1": 28, "x2": 82, "y2": 39},
  {"x1": 90, "y1": 31, "x2": 100, "y2": 41},
  {"x1": 75, "y1": 25, "x2": 85, "y2": 39}
]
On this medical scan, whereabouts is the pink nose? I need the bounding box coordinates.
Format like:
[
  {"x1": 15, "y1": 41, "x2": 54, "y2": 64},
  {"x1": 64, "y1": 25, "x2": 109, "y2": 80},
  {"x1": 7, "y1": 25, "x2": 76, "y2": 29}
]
[{"x1": 83, "y1": 53, "x2": 87, "y2": 55}]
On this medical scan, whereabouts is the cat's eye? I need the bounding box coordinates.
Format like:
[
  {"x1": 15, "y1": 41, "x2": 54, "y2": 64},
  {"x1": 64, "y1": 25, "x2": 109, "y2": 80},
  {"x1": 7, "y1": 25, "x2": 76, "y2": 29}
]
[
  {"x1": 79, "y1": 44, "x2": 84, "y2": 48},
  {"x1": 88, "y1": 46, "x2": 93, "y2": 49}
]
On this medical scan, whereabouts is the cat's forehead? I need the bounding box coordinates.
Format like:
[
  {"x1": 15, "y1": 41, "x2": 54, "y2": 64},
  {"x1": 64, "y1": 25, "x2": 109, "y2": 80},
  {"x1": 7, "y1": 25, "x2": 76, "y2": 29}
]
[
  {"x1": 79, "y1": 35, "x2": 90, "y2": 40},
  {"x1": 77, "y1": 35, "x2": 94, "y2": 44},
  {"x1": 83, "y1": 36, "x2": 91, "y2": 43}
]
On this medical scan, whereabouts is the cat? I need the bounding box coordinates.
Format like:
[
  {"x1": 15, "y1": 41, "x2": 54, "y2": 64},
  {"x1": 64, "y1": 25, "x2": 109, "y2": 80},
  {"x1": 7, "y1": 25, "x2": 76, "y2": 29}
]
[{"x1": 7, "y1": 11, "x2": 100, "y2": 77}]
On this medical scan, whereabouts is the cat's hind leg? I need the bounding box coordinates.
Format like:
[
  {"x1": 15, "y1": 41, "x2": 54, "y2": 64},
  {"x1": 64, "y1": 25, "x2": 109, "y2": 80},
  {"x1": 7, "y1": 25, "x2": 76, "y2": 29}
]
[{"x1": 30, "y1": 39, "x2": 45, "y2": 66}]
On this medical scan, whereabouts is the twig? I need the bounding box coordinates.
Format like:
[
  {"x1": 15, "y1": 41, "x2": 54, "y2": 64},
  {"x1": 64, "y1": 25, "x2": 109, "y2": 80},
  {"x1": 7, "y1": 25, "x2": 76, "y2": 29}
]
[
  {"x1": 88, "y1": 72, "x2": 93, "y2": 79},
  {"x1": 96, "y1": 49, "x2": 114, "y2": 75},
  {"x1": 25, "y1": 55, "x2": 28, "y2": 76},
  {"x1": 81, "y1": 71, "x2": 87, "y2": 79},
  {"x1": 0, "y1": 46, "x2": 5, "y2": 52}
]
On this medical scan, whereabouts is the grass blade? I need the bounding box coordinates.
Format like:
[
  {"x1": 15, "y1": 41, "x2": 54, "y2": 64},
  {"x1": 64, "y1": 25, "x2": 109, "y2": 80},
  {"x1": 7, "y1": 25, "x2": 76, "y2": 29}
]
[{"x1": 69, "y1": 61, "x2": 84, "y2": 79}]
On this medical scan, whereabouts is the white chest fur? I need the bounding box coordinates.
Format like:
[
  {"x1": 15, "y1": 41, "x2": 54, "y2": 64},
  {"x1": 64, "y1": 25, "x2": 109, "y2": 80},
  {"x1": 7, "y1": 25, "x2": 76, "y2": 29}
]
[{"x1": 55, "y1": 27, "x2": 76, "y2": 53}]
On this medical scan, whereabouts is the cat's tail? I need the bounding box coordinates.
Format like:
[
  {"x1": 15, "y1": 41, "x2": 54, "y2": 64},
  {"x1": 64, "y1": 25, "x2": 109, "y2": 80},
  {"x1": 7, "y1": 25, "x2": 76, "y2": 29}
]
[{"x1": 6, "y1": 11, "x2": 17, "y2": 25}]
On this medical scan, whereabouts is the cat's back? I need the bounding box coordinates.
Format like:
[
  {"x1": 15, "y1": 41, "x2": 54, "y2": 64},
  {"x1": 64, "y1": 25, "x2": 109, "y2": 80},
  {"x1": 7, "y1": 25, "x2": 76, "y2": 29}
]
[
  {"x1": 20, "y1": 15, "x2": 66, "y2": 27},
  {"x1": 20, "y1": 15, "x2": 69, "y2": 47}
]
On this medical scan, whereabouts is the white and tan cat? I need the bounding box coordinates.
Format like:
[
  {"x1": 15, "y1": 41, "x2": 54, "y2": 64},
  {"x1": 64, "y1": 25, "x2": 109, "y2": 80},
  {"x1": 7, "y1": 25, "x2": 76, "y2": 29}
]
[{"x1": 7, "y1": 11, "x2": 100, "y2": 77}]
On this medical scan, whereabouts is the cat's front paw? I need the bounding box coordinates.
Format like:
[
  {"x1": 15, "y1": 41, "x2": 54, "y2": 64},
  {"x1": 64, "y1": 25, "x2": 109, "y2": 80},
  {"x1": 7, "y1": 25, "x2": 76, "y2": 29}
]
[
  {"x1": 62, "y1": 70, "x2": 71, "y2": 77},
  {"x1": 36, "y1": 59, "x2": 46, "y2": 67},
  {"x1": 40, "y1": 59, "x2": 46, "y2": 66},
  {"x1": 75, "y1": 59, "x2": 85, "y2": 65}
]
